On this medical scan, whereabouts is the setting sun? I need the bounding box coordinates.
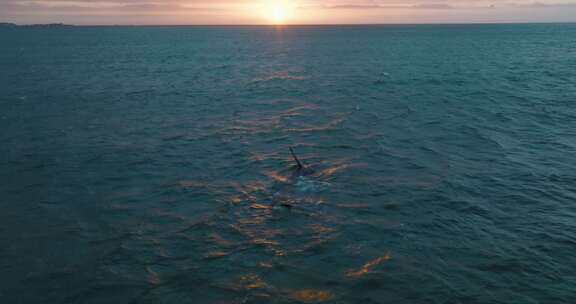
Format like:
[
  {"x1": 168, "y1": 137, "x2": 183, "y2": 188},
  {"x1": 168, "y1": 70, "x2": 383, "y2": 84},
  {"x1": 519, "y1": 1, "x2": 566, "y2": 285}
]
[{"x1": 263, "y1": 0, "x2": 294, "y2": 24}]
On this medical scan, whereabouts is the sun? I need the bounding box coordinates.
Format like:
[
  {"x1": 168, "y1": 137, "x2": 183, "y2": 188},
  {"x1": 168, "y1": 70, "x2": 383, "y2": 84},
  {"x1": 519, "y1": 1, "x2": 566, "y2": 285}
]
[
  {"x1": 271, "y1": 5, "x2": 287, "y2": 24},
  {"x1": 264, "y1": 0, "x2": 293, "y2": 24}
]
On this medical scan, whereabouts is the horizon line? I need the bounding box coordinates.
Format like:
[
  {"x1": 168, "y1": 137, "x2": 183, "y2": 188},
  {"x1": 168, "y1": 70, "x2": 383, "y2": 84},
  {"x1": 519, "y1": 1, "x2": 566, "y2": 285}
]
[{"x1": 3, "y1": 21, "x2": 576, "y2": 27}]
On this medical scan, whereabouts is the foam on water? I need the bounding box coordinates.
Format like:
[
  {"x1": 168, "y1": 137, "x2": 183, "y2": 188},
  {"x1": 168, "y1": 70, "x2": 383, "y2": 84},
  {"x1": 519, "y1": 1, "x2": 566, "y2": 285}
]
[{"x1": 295, "y1": 176, "x2": 330, "y2": 193}]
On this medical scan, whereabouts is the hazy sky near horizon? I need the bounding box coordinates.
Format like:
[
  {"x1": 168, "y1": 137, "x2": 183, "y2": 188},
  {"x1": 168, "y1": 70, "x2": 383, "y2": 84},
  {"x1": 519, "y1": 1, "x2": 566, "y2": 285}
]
[{"x1": 2, "y1": 0, "x2": 576, "y2": 25}]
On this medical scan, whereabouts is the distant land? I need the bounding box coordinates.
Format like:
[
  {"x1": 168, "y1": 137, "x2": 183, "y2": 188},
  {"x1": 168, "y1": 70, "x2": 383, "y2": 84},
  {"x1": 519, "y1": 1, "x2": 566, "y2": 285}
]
[{"x1": 0, "y1": 23, "x2": 73, "y2": 28}]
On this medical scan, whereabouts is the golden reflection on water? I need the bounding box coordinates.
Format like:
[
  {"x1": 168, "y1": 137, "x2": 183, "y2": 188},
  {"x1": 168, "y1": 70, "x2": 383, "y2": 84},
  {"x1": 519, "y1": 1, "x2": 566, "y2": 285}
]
[
  {"x1": 251, "y1": 238, "x2": 279, "y2": 246},
  {"x1": 228, "y1": 196, "x2": 243, "y2": 204},
  {"x1": 308, "y1": 224, "x2": 335, "y2": 234},
  {"x1": 315, "y1": 163, "x2": 350, "y2": 178},
  {"x1": 235, "y1": 274, "x2": 334, "y2": 302},
  {"x1": 194, "y1": 142, "x2": 381, "y2": 302},
  {"x1": 288, "y1": 289, "x2": 334, "y2": 302},
  {"x1": 229, "y1": 181, "x2": 266, "y2": 203},
  {"x1": 284, "y1": 104, "x2": 320, "y2": 113},
  {"x1": 244, "y1": 181, "x2": 267, "y2": 192},
  {"x1": 259, "y1": 261, "x2": 273, "y2": 268},
  {"x1": 251, "y1": 72, "x2": 308, "y2": 83},
  {"x1": 220, "y1": 153, "x2": 356, "y2": 259},
  {"x1": 250, "y1": 203, "x2": 273, "y2": 210},
  {"x1": 263, "y1": 171, "x2": 289, "y2": 183},
  {"x1": 346, "y1": 252, "x2": 392, "y2": 278},
  {"x1": 231, "y1": 181, "x2": 266, "y2": 194},
  {"x1": 239, "y1": 274, "x2": 269, "y2": 290},
  {"x1": 237, "y1": 217, "x2": 267, "y2": 226},
  {"x1": 204, "y1": 251, "x2": 228, "y2": 259},
  {"x1": 272, "y1": 248, "x2": 287, "y2": 256}
]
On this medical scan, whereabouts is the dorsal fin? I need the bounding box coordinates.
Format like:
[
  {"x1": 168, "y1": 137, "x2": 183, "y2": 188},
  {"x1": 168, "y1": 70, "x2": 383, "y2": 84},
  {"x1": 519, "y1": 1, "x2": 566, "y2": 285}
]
[{"x1": 289, "y1": 147, "x2": 304, "y2": 169}]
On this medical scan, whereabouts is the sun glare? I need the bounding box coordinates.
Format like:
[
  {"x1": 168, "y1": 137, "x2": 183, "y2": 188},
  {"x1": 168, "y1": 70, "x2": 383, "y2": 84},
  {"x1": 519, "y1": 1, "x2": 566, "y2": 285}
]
[{"x1": 264, "y1": 0, "x2": 293, "y2": 24}]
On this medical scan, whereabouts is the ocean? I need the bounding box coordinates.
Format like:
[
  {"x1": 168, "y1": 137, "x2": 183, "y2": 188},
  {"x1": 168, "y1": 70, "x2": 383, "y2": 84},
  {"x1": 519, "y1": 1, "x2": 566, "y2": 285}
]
[{"x1": 1, "y1": 24, "x2": 575, "y2": 303}]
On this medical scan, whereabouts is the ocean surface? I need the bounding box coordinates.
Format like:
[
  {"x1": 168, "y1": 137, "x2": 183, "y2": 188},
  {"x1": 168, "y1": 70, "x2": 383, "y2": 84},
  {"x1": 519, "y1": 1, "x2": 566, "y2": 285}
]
[{"x1": 1, "y1": 24, "x2": 576, "y2": 303}]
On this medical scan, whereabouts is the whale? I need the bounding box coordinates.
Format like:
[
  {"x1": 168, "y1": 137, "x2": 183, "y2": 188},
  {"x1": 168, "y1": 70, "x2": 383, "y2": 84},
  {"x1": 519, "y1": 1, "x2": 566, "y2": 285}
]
[
  {"x1": 266, "y1": 147, "x2": 331, "y2": 209},
  {"x1": 228, "y1": 147, "x2": 345, "y2": 212}
]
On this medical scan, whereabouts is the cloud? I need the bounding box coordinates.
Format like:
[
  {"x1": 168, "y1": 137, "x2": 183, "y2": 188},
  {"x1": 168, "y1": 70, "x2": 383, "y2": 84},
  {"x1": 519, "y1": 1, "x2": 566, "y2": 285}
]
[
  {"x1": 412, "y1": 3, "x2": 453, "y2": 8},
  {"x1": 515, "y1": 1, "x2": 576, "y2": 7},
  {"x1": 302, "y1": 3, "x2": 454, "y2": 9}
]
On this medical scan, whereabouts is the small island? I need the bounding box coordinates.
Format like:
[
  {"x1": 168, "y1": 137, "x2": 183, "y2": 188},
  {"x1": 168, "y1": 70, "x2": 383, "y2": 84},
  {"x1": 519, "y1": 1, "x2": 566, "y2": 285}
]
[
  {"x1": 0, "y1": 22, "x2": 74, "y2": 28},
  {"x1": 27, "y1": 23, "x2": 74, "y2": 28}
]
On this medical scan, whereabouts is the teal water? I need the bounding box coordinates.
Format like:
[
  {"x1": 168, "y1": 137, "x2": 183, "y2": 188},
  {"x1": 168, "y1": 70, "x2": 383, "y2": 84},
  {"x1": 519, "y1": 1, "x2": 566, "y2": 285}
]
[{"x1": 1, "y1": 24, "x2": 576, "y2": 303}]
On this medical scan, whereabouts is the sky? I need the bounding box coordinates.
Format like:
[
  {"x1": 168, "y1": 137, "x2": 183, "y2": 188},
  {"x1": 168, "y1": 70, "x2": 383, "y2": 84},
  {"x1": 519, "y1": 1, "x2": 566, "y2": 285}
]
[{"x1": 1, "y1": 0, "x2": 576, "y2": 25}]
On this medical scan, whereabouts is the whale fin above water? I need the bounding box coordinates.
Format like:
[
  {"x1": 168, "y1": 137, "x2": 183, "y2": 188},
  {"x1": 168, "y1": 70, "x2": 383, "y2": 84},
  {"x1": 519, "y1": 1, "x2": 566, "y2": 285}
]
[{"x1": 289, "y1": 147, "x2": 304, "y2": 170}]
